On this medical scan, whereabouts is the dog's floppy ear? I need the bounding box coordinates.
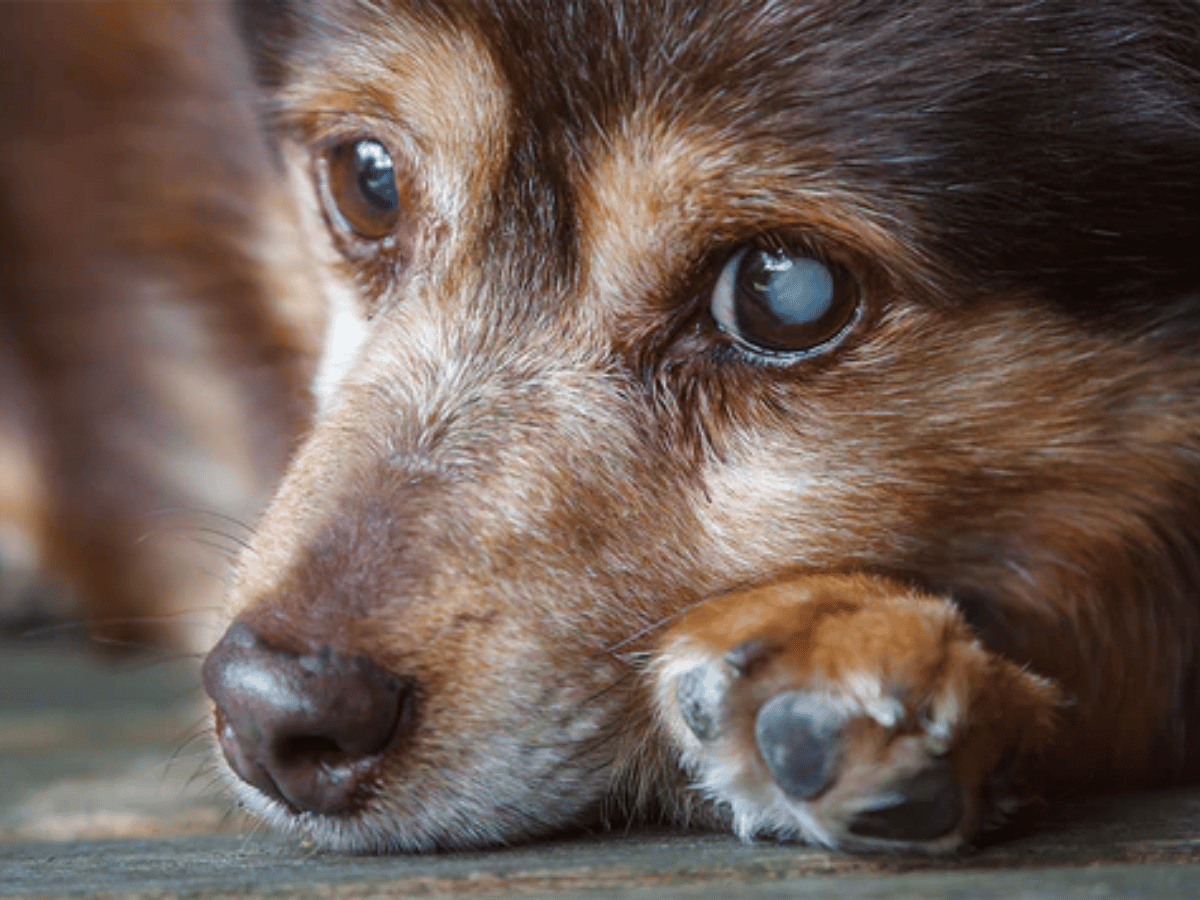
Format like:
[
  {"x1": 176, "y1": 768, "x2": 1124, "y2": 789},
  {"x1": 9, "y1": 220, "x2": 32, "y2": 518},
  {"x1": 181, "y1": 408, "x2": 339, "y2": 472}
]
[{"x1": 233, "y1": 0, "x2": 300, "y2": 89}]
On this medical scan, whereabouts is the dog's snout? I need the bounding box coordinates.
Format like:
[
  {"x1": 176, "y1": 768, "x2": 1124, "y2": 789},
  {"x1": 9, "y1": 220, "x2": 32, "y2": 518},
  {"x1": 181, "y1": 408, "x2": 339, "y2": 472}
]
[{"x1": 202, "y1": 621, "x2": 412, "y2": 816}]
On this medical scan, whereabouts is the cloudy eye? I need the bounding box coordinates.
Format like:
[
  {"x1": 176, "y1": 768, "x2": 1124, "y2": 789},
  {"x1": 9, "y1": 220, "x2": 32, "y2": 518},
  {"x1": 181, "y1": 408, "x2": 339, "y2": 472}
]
[
  {"x1": 324, "y1": 139, "x2": 402, "y2": 240},
  {"x1": 710, "y1": 242, "x2": 860, "y2": 356}
]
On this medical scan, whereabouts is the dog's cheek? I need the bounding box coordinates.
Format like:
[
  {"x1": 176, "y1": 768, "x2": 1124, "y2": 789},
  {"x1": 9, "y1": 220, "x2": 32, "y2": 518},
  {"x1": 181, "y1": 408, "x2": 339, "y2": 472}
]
[
  {"x1": 682, "y1": 301, "x2": 1108, "y2": 581},
  {"x1": 692, "y1": 437, "x2": 894, "y2": 579}
]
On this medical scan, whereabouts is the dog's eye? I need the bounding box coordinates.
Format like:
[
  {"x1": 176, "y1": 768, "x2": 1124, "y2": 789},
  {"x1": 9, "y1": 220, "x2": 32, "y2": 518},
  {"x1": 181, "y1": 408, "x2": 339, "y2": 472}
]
[
  {"x1": 710, "y1": 243, "x2": 859, "y2": 356},
  {"x1": 324, "y1": 139, "x2": 402, "y2": 240}
]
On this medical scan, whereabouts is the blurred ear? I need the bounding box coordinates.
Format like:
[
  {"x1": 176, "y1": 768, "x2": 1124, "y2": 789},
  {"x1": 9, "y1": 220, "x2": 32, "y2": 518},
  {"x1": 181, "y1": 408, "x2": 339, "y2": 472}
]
[{"x1": 233, "y1": 0, "x2": 301, "y2": 89}]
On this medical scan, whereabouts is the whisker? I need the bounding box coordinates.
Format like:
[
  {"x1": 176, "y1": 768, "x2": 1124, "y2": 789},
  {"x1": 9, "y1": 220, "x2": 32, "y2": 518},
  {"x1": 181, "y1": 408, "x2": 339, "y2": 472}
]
[
  {"x1": 17, "y1": 613, "x2": 224, "y2": 644},
  {"x1": 239, "y1": 814, "x2": 270, "y2": 850},
  {"x1": 611, "y1": 649, "x2": 654, "y2": 670},
  {"x1": 204, "y1": 772, "x2": 233, "y2": 797},
  {"x1": 218, "y1": 804, "x2": 240, "y2": 831},
  {"x1": 578, "y1": 670, "x2": 636, "y2": 708},
  {"x1": 605, "y1": 589, "x2": 739, "y2": 660},
  {"x1": 160, "y1": 750, "x2": 216, "y2": 765},
  {"x1": 115, "y1": 650, "x2": 209, "y2": 672},
  {"x1": 187, "y1": 525, "x2": 254, "y2": 552},
  {"x1": 189, "y1": 758, "x2": 217, "y2": 784},
  {"x1": 606, "y1": 601, "x2": 705, "y2": 656},
  {"x1": 145, "y1": 506, "x2": 257, "y2": 537},
  {"x1": 188, "y1": 562, "x2": 235, "y2": 587},
  {"x1": 79, "y1": 634, "x2": 176, "y2": 654},
  {"x1": 134, "y1": 525, "x2": 248, "y2": 557},
  {"x1": 168, "y1": 718, "x2": 216, "y2": 771}
]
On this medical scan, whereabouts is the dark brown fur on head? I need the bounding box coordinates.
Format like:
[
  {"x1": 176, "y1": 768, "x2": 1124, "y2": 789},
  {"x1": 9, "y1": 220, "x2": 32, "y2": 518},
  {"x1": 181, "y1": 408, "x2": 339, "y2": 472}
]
[{"x1": 201, "y1": 0, "x2": 1200, "y2": 851}]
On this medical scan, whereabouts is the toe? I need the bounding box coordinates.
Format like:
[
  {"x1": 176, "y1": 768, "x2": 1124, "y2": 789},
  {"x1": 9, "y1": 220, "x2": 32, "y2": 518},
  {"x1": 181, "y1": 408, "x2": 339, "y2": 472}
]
[
  {"x1": 847, "y1": 759, "x2": 961, "y2": 841},
  {"x1": 675, "y1": 662, "x2": 732, "y2": 742}
]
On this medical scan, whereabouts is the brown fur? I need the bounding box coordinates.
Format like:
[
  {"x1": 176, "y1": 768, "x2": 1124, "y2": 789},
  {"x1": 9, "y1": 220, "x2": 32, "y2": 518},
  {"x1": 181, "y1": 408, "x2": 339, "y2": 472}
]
[
  {"x1": 3, "y1": 0, "x2": 1200, "y2": 854},
  {"x1": 0, "y1": 0, "x2": 320, "y2": 644}
]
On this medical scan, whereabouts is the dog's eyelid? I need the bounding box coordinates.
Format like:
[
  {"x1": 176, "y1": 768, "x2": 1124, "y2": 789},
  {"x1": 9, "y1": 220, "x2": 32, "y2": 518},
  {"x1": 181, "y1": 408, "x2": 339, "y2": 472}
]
[{"x1": 288, "y1": 107, "x2": 419, "y2": 149}]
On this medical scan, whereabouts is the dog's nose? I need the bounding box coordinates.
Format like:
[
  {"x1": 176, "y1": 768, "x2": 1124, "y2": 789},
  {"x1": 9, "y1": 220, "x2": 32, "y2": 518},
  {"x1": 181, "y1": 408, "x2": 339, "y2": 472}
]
[{"x1": 202, "y1": 621, "x2": 412, "y2": 816}]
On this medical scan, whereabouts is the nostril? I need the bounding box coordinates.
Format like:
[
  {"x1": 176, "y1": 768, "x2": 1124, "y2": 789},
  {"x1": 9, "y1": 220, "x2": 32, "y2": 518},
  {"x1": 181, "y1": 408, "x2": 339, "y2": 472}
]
[
  {"x1": 202, "y1": 621, "x2": 413, "y2": 816},
  {"x1": 276, "y1": 734, "x2": 345, "y2": 767}
]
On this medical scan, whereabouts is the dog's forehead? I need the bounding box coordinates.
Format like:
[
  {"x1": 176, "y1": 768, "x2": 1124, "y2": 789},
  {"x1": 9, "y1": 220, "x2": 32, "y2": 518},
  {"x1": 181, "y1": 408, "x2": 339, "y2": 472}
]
[
  {"x1": 285, "y1": 0, "x2": 935, "y2": 296},
  {"x1": 280, "y1": 0, "x2": 1200, "y2": 325}
]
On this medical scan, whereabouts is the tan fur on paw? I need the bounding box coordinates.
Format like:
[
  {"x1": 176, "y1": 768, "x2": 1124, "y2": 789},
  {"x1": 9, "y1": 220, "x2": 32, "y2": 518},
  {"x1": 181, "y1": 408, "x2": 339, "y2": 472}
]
[{"x1": 655, "y1": 573, "x2": 1061, "y2": 852}]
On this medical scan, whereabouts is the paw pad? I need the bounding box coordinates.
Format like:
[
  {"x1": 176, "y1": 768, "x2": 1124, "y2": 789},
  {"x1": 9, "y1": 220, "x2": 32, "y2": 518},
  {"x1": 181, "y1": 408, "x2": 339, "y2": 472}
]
[{"x1": 754, "y1": 691, "x2": 845, "y2": 800}]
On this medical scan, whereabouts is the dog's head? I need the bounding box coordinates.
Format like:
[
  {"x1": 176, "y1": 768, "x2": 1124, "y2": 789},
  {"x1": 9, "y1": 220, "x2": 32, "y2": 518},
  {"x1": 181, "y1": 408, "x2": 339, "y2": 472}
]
[{"x1": 202, "y1": 0, "x2": 1200, "y2": 850}]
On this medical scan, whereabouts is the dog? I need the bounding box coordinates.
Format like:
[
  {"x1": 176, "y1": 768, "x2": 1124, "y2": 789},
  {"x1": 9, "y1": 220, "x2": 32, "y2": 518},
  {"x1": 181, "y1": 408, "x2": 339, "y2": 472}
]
[{"x1": 3, "y1": 0, "x2": 1199, "y2": 856}]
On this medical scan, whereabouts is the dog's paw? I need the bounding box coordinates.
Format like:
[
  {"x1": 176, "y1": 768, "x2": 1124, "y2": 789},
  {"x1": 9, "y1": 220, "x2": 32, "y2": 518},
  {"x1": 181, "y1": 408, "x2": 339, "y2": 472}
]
[{"x1": 654, "y1": 574, "x2": 1060, "y2": 853}]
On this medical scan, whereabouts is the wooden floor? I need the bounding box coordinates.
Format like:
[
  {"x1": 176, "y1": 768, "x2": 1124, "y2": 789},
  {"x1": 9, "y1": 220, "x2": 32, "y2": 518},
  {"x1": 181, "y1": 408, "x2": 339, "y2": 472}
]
[{"x1": 3, "y1": 643, "x2": 1199, "y2": 899}]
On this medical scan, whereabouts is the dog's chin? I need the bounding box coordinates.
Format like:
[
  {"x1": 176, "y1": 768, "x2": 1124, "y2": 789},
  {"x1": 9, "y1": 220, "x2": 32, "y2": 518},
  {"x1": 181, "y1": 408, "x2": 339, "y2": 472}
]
[
  {"x1": 220, "y1": 784, "x2": 485, "y2": 854},
  {"x1": 216, "y1": 743, "x2": 614, "y2": 853}
]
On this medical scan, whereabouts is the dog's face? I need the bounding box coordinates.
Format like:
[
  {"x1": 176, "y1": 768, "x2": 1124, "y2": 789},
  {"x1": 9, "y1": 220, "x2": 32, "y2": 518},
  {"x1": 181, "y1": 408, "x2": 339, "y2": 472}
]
[{"x1": 204, "y1": 0, "x2": 1200, "y2": 850}]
